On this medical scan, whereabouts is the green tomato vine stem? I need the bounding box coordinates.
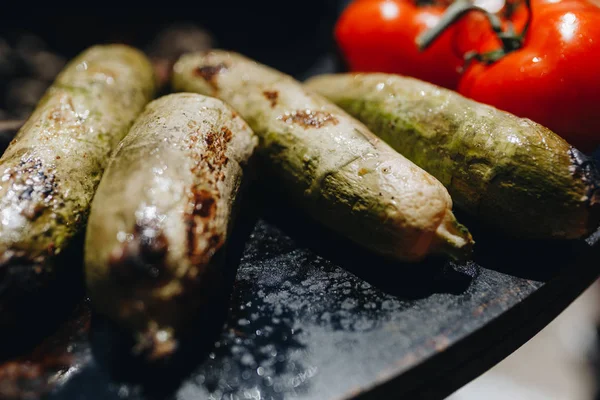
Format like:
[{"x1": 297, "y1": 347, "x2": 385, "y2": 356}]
[{"x1": 416, "y1": 0, "x2": 532, "y2": 65}]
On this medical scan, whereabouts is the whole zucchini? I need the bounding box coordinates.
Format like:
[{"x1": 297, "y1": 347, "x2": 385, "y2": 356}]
[
  {"x1": 0, "y1": 45, "x2": 155, "y2": 325},
  {"x1": 172, "y1": 51, "x2": 473, "y2": 261},
  {"x1": 306, "y1": 73, "x2": 600, "y2": 239},
  {"x1": 85, "y1": 93, "x2": 257, "y2": 359}
]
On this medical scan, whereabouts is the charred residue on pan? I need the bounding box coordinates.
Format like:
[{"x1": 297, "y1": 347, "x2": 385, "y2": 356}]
[
  {"x1": 0, "y1": 301, "x2": 90, "y2": 400},
  {"x1": 262, "y1": 91, "x2": 279, "y2": 108},
  {"x1": 568, "y1": 147, "x2": 600, "y2": 234},
  {"x1": 277, "y1": 110, "x2": 339, "y2": 129},
  {"x1": 569, "y1": 147, "x2": 600, "y2": 206},
  {"x1": 193, "y1": 63, "x2": 228, "y2": 90}
]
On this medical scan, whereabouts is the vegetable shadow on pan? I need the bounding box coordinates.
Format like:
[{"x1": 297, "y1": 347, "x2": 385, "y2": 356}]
[
  {"x1": 0, "y1": 233, "x2": 86, "y2": 361},
  {"x1": 256, "y1": 184, "x2": 476, "y2": 301},
  {"x1": 456, "y1": 210, "x2": 600, "y2": 283},
  {"x1": 467, "y1": 148, "x2": 600, "y2": 281},
  {"x1": 83, "y1": 196, "x2": 261, "y2": 400}
]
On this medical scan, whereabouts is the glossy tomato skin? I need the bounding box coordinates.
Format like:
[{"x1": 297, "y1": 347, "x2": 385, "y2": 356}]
[
  {"x1": 335, "y1": 0, "x2": 463, "y2": 89},
  {"x1": 451, "y1": 11, "x2": 493, "y2": 59},
  {"x1": 458, "y1": 1, "x2": 600, "y2": 152},
  {"x1": 452, "y1": 0, "x2": 595, "y2": 59}
]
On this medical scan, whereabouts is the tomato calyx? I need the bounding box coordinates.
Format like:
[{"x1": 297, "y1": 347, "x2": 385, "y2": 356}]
[{"x1": 417, "y1": 0, "x2": 532, "y2": 65}]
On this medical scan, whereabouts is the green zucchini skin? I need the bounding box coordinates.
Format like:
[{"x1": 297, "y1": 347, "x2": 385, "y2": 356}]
[
  {"x1": 0, "y1": 45, "x2": 155, "y2": 325},
  {"x1": 306, "y1": 73, "x2": 600, "y2": 239},
  {"x1": 172, "y1": 51, "x2": 473, "y2": 262},
  {"x1": 85, "y1": 94, "x2": 257, "y2": 359}
]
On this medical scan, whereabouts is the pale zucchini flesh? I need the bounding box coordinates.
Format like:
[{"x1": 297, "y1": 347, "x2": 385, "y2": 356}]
[
  {"x1": 85, "y1": 93, "x2": 257, "y2": 358},
  {"x1": 305, "y1": 73, "x2": 600, "y2": 239},
  {"x1": 172, "y1": 51, "x2": 473, "y2": 261},
  {"x1": 0, "y1": 45, "x2": 156, "y2": 325}
]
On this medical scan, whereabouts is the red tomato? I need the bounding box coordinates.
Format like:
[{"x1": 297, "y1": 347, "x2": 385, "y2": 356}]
[
  {"x1": 451, "y1": 0, "x2": 526, "y2": 59},
  {"x1": 458, "y1": 0, "x2": 600, "y2": 152},
  {"x1": 335, "y1": 0, "x2": 463, "y2": 89},
  {"x1": 451, "y1": 11, "x2": 495, "y2": 59}
]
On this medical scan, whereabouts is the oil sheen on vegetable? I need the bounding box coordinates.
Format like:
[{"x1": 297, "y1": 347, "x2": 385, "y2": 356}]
[
  {"x1": 85, "y1": 94, "x2": 257, "y2": 359},
  {"x1": 0, "y1": 45, "x2": 155, "y2": 326},
  {"x1": 306, "y1": 73, "x2": 600, "y2": 239},
  {"x1": 172, "y1": 51, "x2": 474, "y2": 262}
]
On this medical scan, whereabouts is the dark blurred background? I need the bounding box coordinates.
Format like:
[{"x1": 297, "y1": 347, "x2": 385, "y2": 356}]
[
  {"x1": 0, "y1": 0, "x2": 348, "y2": 152},
  {"x1": 0, "y1": 1, "x2": 345, "y2": 78}
]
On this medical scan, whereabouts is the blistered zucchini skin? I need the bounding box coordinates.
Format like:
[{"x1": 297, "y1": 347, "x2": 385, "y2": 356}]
[
  {"x1": 85, "y1": 93, "x2": 257, "y2": 358},
  {"x1": 305, "y1": 73, "x2": 600, "y2": 239},
  {"x1": 172, "y1": 51, "x2": 473, "y2": 262},
  {"x1": 0, "y1": 45, "x2": 155, "y2": 325}
]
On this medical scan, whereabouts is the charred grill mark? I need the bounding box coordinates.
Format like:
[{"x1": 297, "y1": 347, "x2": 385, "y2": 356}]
[
  {"x1": 569, "y1": 147, "x2": 600, "y2": 206},
  {"x1": 278, "y1": 109, "x2": 339, "y2": 129},
  {"x1": 186, "y1": 187, "x2": 224, "y2": 267},
  {"x1": 109, "y1": 223, "x2": 169, "y2": 284},
  {"x1": 209, "y1": 234, "x2": 221, "y2": 247},
  {"x1": 184, "y1": 124, "x2": 232, "y2": 268},
  {"x1": 193, "y1": 63, "x2": 227, "y2": 90},
  {"x1": 1, "y1": 157, "x2": 58, "y2": 221},
  {"x1": 263, "y1": 90, "x2": 279, "y2": 108},
  {"x1": 192, "y1": 189, "x2": 216, "y2": 218},
  {"x1": 205, "y1": 127, "x2": 233, "y2": 147},
  {"x1": 190, "y1": 126, "x2": 232, "y2": 178},
  {"x1": 22, "y1": 203, "x2": 45, "y2": 220}
]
